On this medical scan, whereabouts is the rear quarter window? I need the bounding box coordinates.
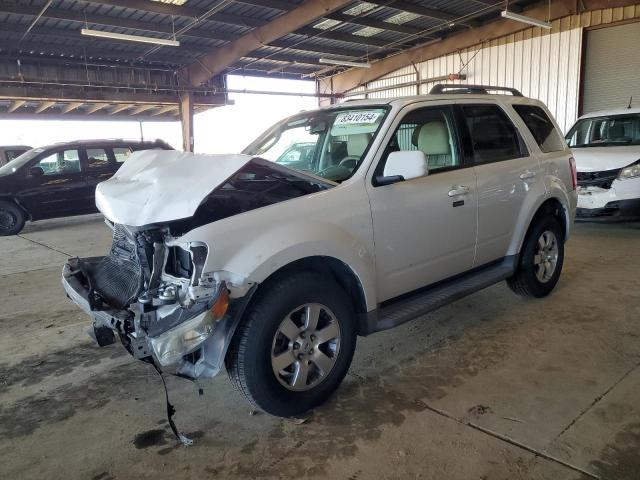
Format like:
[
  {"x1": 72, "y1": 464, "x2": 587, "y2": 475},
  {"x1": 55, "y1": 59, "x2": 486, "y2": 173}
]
[
  {"x1": 513, "y1": 105, "x2": 565, "y2": 153},
  {"x1": 462, "y1": 104, "x2": 528, "y2": 164}
]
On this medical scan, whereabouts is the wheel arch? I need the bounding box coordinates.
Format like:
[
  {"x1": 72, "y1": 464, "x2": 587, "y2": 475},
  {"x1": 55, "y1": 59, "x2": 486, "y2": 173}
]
[
  {"x1": 513, "y1": 196, "x2": 569, "y2": 256},
  {"x1": 0, "y1": 196, "x2": 31, "y2": 220},
  {"x1": 247, "y1": 255, "x2": 370, "y2": 335}
]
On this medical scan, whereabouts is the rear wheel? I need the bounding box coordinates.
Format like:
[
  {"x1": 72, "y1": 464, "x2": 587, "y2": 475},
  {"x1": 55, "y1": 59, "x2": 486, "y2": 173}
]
[
  {"x1": 507, "y1": 216, "x2": 564, "y2": 298},
  {"x1": 225, "y1": 271, "x2": 357, "y2": 417},
  {"x1": 0, "y1": 201, "x2": 26, "y2": 236}
]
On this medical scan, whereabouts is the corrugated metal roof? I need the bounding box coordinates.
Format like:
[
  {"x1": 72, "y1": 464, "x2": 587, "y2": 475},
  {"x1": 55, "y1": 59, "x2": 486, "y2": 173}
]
[{"x1": 0, "y1": 0, "x2": 537, "y2": 79}]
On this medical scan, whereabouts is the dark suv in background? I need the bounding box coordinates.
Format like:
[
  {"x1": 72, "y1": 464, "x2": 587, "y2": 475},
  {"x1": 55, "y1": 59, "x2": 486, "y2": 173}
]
[
  {"x1": 0, "y1": 145, "x2": 32, "y2": 166},
  {"x1": 0, "y1": 139, "x2": 173, "y2": 235}
]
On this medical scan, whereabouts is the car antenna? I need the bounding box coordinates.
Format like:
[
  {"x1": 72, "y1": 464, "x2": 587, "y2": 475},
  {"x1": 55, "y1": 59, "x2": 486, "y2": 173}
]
[{"x1": 628, "y1": 96, "x2": 633, "y2": 109}]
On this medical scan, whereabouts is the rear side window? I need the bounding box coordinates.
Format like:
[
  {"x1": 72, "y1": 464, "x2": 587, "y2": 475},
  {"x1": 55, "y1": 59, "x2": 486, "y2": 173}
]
[
  {"x1": 462, "y1": 105, "x2": 527, "y2": 164},
  {"x1": 113, "y1": 147, "x2": 133, "y2": 163},
  {"x1": 86, "y1": 148, "x2": 110, "y2": 169},
  {"x1": 513, "y1": 105, "x2": 565, "y2": 153}
]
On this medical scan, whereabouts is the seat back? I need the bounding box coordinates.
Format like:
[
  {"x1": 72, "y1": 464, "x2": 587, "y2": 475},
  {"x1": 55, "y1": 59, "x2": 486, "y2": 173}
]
[{"x1": 414, "y1": 121, "x2": 453, "y2": 169}]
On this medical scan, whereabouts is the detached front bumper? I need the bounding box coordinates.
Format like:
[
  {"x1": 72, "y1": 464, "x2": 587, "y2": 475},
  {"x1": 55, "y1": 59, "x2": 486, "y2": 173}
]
[{"x1": 62, "y1": 258, "x2": 252, "y2": 379}]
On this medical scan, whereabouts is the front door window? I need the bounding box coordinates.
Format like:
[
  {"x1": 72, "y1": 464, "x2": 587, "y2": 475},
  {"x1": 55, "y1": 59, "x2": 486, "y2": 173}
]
[{"x1": 34, "y1": 150, "x2": 81, "y2": 175}]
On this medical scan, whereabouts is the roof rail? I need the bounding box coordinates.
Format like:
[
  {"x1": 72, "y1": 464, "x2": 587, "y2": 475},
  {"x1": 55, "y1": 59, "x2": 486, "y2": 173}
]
[{"x1": 429, "y1": 84, "x2": 523, "y2": 97}]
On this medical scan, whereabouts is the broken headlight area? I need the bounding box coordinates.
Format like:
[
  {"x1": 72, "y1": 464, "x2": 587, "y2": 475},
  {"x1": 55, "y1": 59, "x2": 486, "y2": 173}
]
[{"x1": 62, "y1": 223, "x2": 231, "y2": 377}]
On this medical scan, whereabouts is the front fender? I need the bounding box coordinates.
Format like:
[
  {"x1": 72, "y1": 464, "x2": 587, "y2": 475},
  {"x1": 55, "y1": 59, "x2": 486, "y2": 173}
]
[{"x1": 170, "y1": 186, "x2": 377, "y2": 310}]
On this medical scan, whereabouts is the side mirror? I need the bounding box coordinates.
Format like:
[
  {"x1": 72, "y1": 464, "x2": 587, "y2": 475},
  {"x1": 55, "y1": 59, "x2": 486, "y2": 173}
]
[
  {"x1": 29, "y1": 166, "x2": 44, "y2": 177},
  {"x1": 377, "y1": 151, "x2": 428, "y2": 185}
]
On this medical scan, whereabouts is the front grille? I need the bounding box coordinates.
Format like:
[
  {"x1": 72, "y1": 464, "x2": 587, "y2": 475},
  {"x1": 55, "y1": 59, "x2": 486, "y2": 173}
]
[
  {"x1": 577, "y1": 168, "x2": 619, "y2": 189},
  {"x1": 89, "y1": 224, "x2": 144, "y2": 309}
]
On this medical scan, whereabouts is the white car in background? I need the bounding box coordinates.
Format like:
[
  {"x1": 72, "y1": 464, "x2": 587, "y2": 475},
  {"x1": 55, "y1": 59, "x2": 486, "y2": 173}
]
[{"x1": 566, "y1": 107, "x2": 640, "y2": 219}]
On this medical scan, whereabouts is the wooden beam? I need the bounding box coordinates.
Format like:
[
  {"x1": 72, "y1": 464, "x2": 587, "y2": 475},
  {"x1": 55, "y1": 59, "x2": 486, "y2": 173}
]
[
  {"x1": 7, "y1": 100, "x2": 26, "y2": 113},
  {"x1": 61, "y1": 102, "x2": 83, "y2": 114},
  {"x1": 34, "y1": 101, "x2": 55, "y2": 113},
  {"x1": 86, "y1": 103, "x2": 110, "y2": 114},
  {"x1": 109, "y1": 104, "x2": 133, "y2": 115},
  {"x1": 151, "y1": 105, "x2": 178, "y2": 117},
  {"x1": 128, "y1": 104, "x2": 156, "y2": 115},
  {"x1": 187, "y1": 0, "x2": 353, "y2": 86},
  {"x1": 327, "y1": 0, "x2": 635, "y2": 93}
]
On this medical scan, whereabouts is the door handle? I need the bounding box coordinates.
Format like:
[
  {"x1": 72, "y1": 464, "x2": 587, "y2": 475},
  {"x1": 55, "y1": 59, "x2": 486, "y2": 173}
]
[
  {"x1": 519, "y1": 171, "x2": 536, "y2": 180},
  {"x1": 448, "y1": 185, "x2": 470, "y2": 197}
]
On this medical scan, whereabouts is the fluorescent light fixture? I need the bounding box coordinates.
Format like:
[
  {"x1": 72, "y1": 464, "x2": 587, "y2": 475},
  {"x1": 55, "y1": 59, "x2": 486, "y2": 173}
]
[
  {"x1": 501, "y1": 10, "x2": 552, "y2": 29},
  {"x1": 81, "y1": 28, "x2": 180, "y2": 47},
  {"x1": 319, "y1": 58, "x2": 372, "y2": 69}
]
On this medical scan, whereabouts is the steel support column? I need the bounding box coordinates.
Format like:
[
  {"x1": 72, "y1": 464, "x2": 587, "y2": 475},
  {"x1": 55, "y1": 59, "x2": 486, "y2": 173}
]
[{"x1": 180, "y1": 92, "x2": 194, "y2": 152}]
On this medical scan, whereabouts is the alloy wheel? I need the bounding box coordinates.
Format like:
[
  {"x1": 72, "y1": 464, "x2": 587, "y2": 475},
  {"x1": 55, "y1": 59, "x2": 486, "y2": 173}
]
[
  {"x1": 534, "y1": 230, "x2": 559, "y2": 283},
  {"x1": 271, "y1": 303, "x2": 341, "y2": 392}
]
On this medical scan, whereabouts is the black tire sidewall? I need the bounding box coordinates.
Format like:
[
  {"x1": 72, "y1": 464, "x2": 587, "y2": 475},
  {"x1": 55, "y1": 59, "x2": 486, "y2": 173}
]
[
  {"x1": 518, "y1": 216, "x2": 565, "y2": 297},
  {"x1": 235, "y1": 272, "x2": 357, "y2": 416},
  {"x1": 0, "y1": 201, "x2": 25, "y2": 236}
]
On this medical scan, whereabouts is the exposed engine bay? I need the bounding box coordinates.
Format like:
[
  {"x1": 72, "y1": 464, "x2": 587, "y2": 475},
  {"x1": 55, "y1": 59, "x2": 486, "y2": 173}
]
[{"x1": 62, "y1": 158, "x2": 333, "y2": 379}]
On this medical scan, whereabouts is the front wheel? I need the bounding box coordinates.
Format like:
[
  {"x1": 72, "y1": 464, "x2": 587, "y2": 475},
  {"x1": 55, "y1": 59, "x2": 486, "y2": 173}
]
[
  {"x1": 225, "y1": 272, "x2": 357, "y2": 417},
  {"x1": 0, "y1": 201, "x2": 26, "y2": 236},
  {"x1": 507, "y1": 216, "x2": 564, "y2": 298}
]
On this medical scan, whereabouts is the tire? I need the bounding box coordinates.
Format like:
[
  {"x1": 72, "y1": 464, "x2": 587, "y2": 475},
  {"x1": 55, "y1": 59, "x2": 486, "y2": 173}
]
[
  {"x1": 507, "y1": 215, "x2": 564, "y2": 298},
  {"x1": 225, "y1": 271, "x2": 357, "y2": 417},
  {"x1": 0, "y1": 201, "x2": 26, "y2": 236}
]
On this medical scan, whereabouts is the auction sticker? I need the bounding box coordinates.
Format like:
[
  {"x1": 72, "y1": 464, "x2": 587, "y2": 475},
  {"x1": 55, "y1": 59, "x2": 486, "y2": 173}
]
[{"x1": 334, "y1": 111, "x2": 380, "y2": 125}]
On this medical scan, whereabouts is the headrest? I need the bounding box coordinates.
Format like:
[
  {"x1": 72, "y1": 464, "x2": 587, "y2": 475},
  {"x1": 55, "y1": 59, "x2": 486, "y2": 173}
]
[
  {"x1": 415, "y1": 122, "x2": 451, "y2": 155},
  {"x1": 347, "y1": 133, "x2": 371, "y2": 157},
  {"x1": 609, "y1": 123, "x2": 626, "y2": 138}
]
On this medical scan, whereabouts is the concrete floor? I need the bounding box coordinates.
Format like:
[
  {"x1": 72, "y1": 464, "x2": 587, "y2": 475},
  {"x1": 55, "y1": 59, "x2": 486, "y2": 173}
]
[{"x1": 1, "y1": 215, "x2": 639, "y2": 480}]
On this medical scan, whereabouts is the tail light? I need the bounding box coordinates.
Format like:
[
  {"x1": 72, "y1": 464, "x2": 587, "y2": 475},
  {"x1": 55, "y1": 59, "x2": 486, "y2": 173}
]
[{"x1": 569, "y1": 157, "x2": 577, "y2": 190}]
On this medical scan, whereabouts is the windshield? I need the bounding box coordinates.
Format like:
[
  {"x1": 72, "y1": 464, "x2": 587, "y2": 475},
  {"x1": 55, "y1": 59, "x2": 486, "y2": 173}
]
[
  {"x1": 566, "y1": 113, "x2": 640, "y2": 148},
  {"x1": 243, "y1": 107, "x2": 388, "y2": 182},
  {"x1": 0, "y1": 148, "x2": 43, "y2": 175}
]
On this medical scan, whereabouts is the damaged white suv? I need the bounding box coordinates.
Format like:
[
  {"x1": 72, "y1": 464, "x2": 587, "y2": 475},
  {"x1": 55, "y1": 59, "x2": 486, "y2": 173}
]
[{"x1": 63, "y1": 85, "x2": 577, "y2": 417}]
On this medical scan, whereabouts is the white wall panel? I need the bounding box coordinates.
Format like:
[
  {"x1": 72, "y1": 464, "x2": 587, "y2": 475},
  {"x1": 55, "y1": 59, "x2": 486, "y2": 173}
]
[{"x1": 339, "y1": 6, "x2": 640, "y2": 132}]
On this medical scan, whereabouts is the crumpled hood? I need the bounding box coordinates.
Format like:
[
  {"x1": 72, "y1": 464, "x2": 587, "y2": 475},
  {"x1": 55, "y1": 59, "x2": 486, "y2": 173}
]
[
  {"x1": 96, "y1": 150, "x2": 253, "y2": 226},
  {"x1": 572, "y1": 145, "x2": 640, "y2": 172}
]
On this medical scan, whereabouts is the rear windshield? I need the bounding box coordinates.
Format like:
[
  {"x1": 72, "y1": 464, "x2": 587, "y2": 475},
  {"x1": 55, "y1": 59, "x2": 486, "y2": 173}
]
[{"x1": 566, "y1": 113, "x2": 640, "y2": 148}]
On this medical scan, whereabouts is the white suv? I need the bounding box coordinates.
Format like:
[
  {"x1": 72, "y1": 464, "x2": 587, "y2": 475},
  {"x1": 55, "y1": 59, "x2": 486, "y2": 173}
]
[
  {"x1": 566, "y1": 107, "x2": 640, "y2": 219},
  {"x1": 63, "y1": 85, "x2": 577, "y2": 417}
]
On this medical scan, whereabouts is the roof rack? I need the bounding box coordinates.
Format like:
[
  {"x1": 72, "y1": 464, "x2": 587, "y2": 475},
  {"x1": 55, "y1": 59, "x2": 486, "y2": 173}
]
[{"x1": 429, "y1": 84, "x2": 523, "y2": 97}]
